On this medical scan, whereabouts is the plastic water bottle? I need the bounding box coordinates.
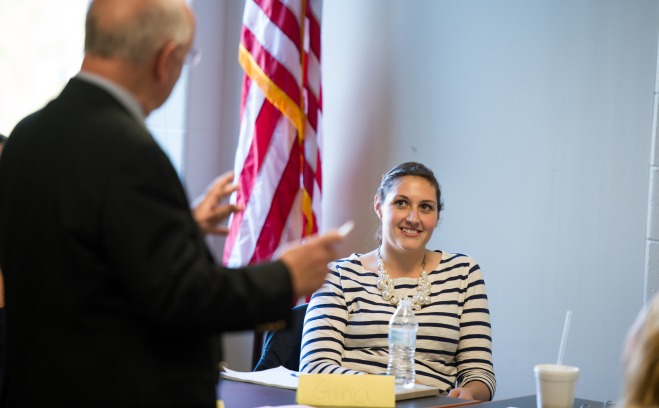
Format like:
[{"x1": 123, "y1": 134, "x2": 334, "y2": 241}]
[{"x1": 387, "y1": 298, "x2": 418, "y2": 388}]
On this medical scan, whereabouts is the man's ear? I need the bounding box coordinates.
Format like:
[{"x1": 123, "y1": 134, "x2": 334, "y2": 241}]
[{"x1": 153, "y1": 40, "x2": 179, "y2": 83}]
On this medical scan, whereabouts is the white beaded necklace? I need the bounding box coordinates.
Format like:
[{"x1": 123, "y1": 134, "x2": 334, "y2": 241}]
[{"x1": 375, "y1": 248, "x2": 432, "y2": 311}]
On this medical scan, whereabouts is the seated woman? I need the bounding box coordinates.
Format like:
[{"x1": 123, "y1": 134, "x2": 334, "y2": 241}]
[{"x1": 300, "y1": 162, "x2": 495, "y2": 401}]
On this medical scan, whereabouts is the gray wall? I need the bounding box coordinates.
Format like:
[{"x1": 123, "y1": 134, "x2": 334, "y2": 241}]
[{"x1": 185, "y1": 0, "x2": 659, "y2": 402}]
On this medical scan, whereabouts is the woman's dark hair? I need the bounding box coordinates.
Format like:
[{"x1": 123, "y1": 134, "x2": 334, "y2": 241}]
[
  {"x1": 0, "y1": 134, "x2": 7, "y2": 144},
  {"x1": 374, "y1": 162, "x2": 444, "y2": 244}
]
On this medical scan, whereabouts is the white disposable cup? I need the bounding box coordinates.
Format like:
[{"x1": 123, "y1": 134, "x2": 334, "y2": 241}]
[{"x1": 534, "y1": 364, "x2": 580, "y2": 408}]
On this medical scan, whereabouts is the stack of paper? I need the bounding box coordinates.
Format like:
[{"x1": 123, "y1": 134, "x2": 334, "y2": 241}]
[
  {"x1": 220, "y1": 366, "x2": 440, "y2": 401},
  {"x1": 221, "y1": 366, "x2": 298, "y2": 390}
]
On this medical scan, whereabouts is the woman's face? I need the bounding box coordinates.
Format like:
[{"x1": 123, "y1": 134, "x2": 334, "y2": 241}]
[{"x1": 375, "y1": 175, "x2": 439, "y2": 254}]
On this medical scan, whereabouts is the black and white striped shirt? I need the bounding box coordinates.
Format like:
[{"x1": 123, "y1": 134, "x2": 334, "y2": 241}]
[{"x1": 300, "y1": 251, "x2": 496, "y2": 396}]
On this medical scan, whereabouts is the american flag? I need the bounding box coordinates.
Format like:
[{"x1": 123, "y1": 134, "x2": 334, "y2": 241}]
[{"x1": 223, "y1": 0, "x2": 323, "y2": 267}]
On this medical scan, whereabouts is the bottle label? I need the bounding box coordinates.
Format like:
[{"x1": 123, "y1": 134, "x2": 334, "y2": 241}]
[{"x1": 389, "y1": 327, "x2": 416, "y2": 348}]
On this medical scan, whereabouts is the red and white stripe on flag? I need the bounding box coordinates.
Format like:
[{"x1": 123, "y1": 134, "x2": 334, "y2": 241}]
[{"x1": 223, "y1": 0, "x2": 323, "y2": 267}]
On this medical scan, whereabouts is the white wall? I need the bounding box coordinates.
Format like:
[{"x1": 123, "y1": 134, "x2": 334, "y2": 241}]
[
  {"x1": 185, "y1": 0, "x2": 659, "y2": 402},
  {"x1": 647, "y1": 39, "x2": 659, "y2": 303},
  {"x1": 185, "y1": 0, "x2": 256, "y2": 373}
]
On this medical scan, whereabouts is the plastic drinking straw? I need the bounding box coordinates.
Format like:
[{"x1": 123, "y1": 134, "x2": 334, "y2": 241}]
[{"x1": 556, "y1": 310, "x2": 573, "y2": 366}]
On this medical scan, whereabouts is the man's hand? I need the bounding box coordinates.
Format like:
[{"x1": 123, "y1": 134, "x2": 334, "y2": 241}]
[
  {"x1": 278, "y1": 225, "x2": 352, "y2": 298},
  {"x1": 192, "y1": 171, "x2": 243, "y2": 236}
]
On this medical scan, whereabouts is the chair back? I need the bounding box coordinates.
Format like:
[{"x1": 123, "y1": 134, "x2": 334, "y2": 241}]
[{"x1": 253, "y1": 302, "x2": 308, "y2": 372}]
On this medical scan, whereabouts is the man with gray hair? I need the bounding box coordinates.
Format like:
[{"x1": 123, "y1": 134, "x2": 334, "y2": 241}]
[{"x1": 0, "y1": 1, "x2": 346, "y2": 406}]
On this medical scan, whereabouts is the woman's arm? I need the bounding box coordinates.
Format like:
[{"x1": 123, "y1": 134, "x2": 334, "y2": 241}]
[{"x1": 454, "y1": 259, "x2": 496, "y2": 399}]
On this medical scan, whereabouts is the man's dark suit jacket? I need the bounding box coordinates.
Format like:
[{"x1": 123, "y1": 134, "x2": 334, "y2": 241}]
[{"x1": 0, "y1": 78, "x2": 294, "y2": 407}]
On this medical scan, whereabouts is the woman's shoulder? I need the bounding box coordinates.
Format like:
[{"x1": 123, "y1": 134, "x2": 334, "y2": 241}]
[
  {"x1": 434, "y1": 250, "x2": 480, "y2": 269},
  {"x1": 328, "y1": 253, "x2": 364, "y2": 271}
]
